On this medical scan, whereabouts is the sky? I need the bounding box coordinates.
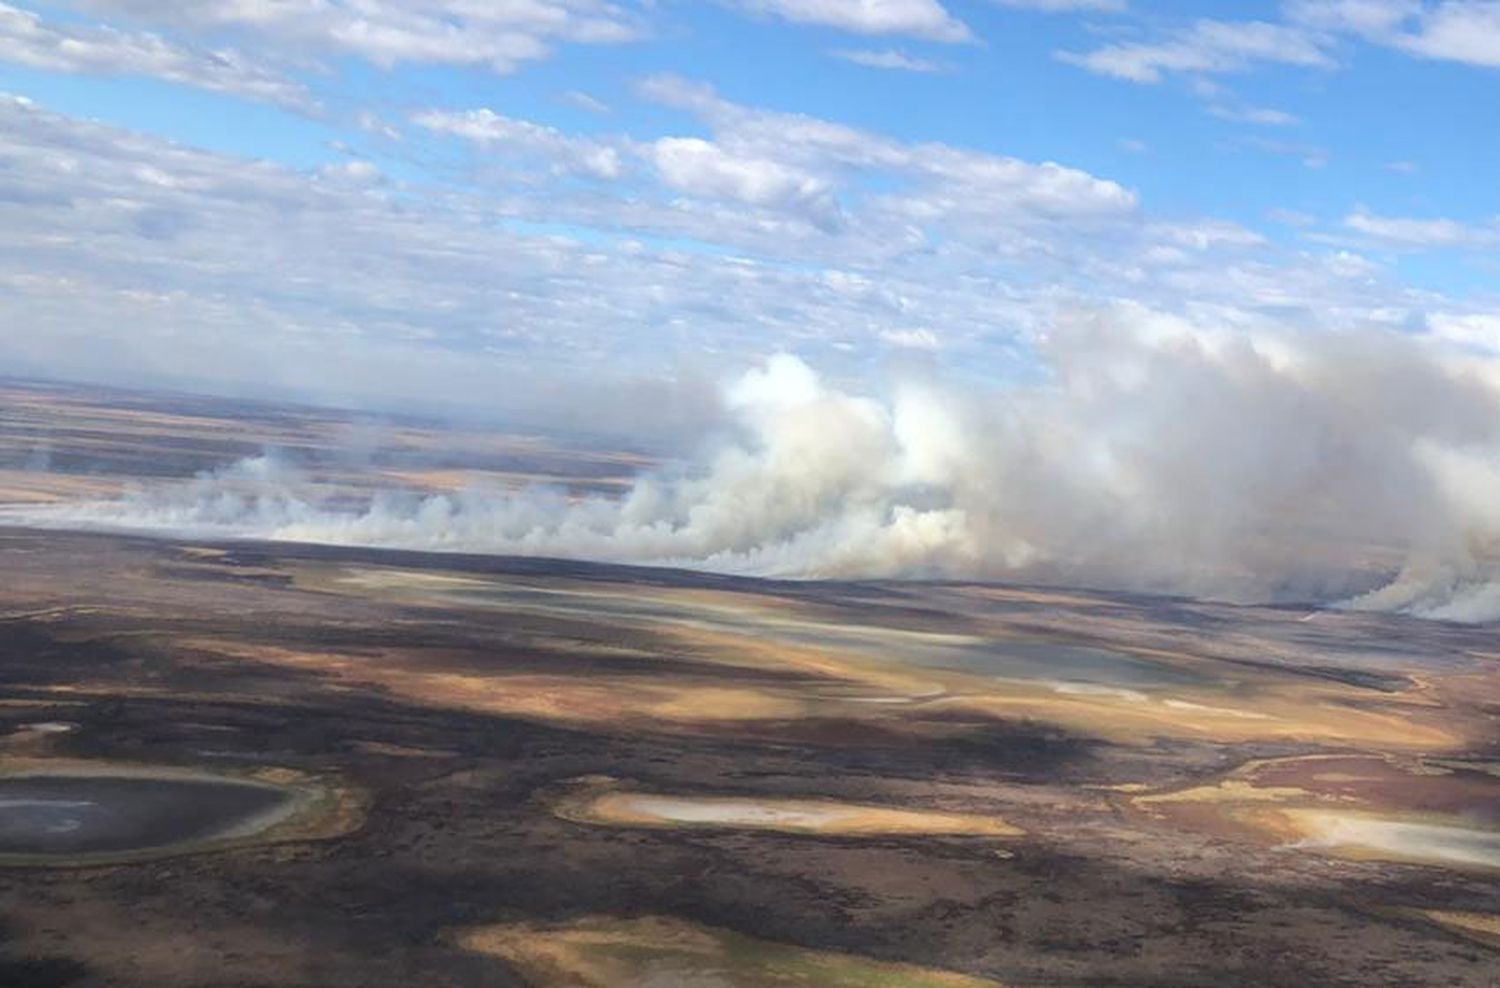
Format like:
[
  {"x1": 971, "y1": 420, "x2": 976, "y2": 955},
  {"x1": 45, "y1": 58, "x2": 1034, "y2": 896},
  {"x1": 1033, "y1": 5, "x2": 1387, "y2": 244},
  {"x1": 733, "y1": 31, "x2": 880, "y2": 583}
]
[{"x1": 1, "y1": 0, "x2": 1499, "y2": 419}]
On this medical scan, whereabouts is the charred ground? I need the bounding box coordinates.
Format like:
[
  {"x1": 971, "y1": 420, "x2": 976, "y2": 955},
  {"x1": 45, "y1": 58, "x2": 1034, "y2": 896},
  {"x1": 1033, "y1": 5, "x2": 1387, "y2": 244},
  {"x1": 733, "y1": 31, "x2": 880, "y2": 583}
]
[{"x1": 0, "y1": 529, "x2": 1495, "y2": 986}]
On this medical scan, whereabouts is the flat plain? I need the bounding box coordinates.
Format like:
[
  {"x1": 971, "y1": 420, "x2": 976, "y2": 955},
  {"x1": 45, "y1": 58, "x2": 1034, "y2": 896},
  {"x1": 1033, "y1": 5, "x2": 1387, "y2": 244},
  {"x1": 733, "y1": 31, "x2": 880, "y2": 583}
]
[{"x1": 0, "y1": 381, "x2": 1498, "y2": 987}]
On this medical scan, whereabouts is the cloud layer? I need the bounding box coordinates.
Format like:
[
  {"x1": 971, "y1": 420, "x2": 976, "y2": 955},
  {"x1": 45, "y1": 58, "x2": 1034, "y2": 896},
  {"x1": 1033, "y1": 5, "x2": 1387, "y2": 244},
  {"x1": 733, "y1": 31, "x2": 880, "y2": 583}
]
[{"x1": 60, "y1": 0, "x2": 643, "y2": 73}]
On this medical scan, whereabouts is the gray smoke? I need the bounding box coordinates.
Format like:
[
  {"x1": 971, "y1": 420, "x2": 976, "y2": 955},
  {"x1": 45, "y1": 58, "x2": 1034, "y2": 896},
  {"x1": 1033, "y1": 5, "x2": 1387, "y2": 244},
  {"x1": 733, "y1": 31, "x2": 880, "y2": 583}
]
[{"x1": 9, "y1": 313, "x2": 1500, "y2": 619}]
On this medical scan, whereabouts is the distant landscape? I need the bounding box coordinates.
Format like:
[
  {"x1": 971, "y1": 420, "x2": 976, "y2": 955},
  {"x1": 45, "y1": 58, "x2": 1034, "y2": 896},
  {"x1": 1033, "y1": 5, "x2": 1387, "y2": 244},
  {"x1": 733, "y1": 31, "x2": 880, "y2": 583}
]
[
  {"x1": 0, "y1": 382, "x2": 1497, "y2": 986},
  {"x1": 5, "y1": 1, "x2": 1500, "y2": 983}
]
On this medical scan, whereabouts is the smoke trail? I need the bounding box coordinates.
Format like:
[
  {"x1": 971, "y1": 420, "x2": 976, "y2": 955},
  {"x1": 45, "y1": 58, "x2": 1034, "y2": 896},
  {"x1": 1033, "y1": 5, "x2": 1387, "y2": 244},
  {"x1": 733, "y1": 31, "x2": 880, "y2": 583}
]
[{"x1": 9, "y1": 313, "x2": 1500, "y2": 619}]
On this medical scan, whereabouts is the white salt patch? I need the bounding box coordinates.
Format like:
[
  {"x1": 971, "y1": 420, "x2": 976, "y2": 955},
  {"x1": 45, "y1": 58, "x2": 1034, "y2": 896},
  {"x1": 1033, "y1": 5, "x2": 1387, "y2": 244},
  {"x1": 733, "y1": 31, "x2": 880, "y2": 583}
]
[
  {"x1": 1049, "y1": 682, "x2": 1148, "y2": 702},
  {"x1": 620, "y1": 795, "x2": 853, "y2": 829},
  {"x1": 1292, "y1": 812, "x2": 1500, "y2": 870}
]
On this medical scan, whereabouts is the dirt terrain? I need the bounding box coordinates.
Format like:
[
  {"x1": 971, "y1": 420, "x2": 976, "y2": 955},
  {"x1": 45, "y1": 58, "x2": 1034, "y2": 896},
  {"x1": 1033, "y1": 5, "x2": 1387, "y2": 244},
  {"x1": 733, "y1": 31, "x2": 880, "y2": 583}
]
[
  {"x1": 1, "y1": 380, "x2": 1499, "y2": 987},
  {"x1": 0, "y1": 528, "x2": 1497, "y2": 987},
  {"x1": 0, "y1": 378, "x2": 653, "y2": 503}
]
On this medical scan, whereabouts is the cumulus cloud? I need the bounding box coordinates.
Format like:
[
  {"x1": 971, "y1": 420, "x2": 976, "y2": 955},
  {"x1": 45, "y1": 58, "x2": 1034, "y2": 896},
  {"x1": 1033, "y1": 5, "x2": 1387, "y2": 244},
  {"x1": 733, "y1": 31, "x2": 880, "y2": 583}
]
[
  {"x1": 0, "y1": 81, "x2": 1457, "y2": 430},
  {"x1": 650, "y1": 137, "x2": 843, "y2": 229},
  {"x1": 0, "y1": 91, "x2": 1135, "y2": 410},
  {"x1": 637, "y1": 74, "x2": 1138, "y2": 227},
  {"x1": 411, "y1": 76, "x2": 1140, "y2": 262},
  {"x1": 18, "y1": 317, "x2": 1500, "y2": 621}
]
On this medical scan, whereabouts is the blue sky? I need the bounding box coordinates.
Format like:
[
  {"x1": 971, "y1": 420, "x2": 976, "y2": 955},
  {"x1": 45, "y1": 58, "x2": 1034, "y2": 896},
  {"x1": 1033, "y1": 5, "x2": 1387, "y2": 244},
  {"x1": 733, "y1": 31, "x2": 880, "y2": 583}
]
[{"x1": 0, "y1": 0, "x2": 1498, "y2": 414}]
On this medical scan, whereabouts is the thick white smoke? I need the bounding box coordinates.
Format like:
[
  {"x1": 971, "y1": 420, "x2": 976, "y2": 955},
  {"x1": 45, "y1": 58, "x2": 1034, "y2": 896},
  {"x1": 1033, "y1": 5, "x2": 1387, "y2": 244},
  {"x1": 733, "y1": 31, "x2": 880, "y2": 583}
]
[{"x1": 10, "y1": 313, "x2": 1500, "y2": 619}]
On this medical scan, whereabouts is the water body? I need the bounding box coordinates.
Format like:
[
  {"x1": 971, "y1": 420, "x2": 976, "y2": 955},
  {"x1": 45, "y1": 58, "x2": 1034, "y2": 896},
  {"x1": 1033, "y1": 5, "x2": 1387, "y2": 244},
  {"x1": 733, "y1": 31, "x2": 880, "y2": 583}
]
[
  {"x1": 0, "y1": 774, "x2": 296, "y2": 858},
  {"x1": 940, "y1": 640, "x2": 1212, "y2": 687}
]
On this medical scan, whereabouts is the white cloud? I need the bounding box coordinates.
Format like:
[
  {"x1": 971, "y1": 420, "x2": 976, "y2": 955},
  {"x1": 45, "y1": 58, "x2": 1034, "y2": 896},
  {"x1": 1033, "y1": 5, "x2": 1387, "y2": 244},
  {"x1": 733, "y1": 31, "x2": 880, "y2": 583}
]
[
  {"x1": 0, "y1": 80, "x2": 1466, "y2": 429},
  {"x1": 1398, "y1": 0, "x2": 1500, "y2": 67},
  {"x1": 638, "y1": 74, "x2": 1138, "y2": 227},
  {"x1": 1267, "y1": 207, "x2": 1317, "y2": 226},
  {"x1": 991, "y1": 0, "x2": 1125, "y2": 10},
  {"x1": 561, "y1": 90, "x2": 610, "y2": 113},
  {"x1": 58, "y1": 0, "x2": 643, "y2": 73},
  {"x1": 414, "y1": 107, "x2": 623, "y2": 178},
  {"x1": 1058, "y1": 18, "x2": 1336, "y2": 82},
  {"x1": 650, "y1": 136, "x2": 842, "y2": 228},
  {"x1": 1285, "y1": 0, "x2": 1421, "y2": 35},
  {"x1": 880, "y1": 327, "x2": 941, "y2": 348},
  {"x1": 1150, "y1": 219, "x2": 1267, "y2": 250},
  {"x1": 356, "y1": 111, "x2": 402, "y2": 141},
  {"x1": 1208, "y1": 102, "x2": 1300, "y2": 126},
  {"x1": 1238, "y1": 136, "x2": 1330, "y2": 169},
  {"x1": 405, "y1": 78, "x2": 1138, "y2": 268},
  {"x1": 829, "y1": 47, "x2": 947, "y2": 71},
  {"x1": 1321, "y1": 249, "x2": 1381, "y2": 277},
  {"x1": 0, "y1": 92, "x2": 1072, "y2": 405},
  {"x1": 1185, "y1": 79, "x2": 1301, "y2": 127},
  {"x1": 1345, "y1": 207, "x2": 1499, "y2": 247},
  {"x1": 0, "y1": 93, "x2": 878, "y2": 405},
  {"x1": 0, "y1": 2, "x2": 309, "y2": 108},
  {"x1": 319, "y1": 159, "x2": 381, "y2": 182},
  {"x1": 1289, "y1": 0, "x2": 1500, "y2": 69},
  {"x1": 728, "y1": 0, "x2": 973, "y2": 41},
  {"x1": 1428, "y1": 310, "x2": 1500, "y2": 348},
  {"x1": 1055, "y1": 0, "x2": 1500, "y2": 134}
]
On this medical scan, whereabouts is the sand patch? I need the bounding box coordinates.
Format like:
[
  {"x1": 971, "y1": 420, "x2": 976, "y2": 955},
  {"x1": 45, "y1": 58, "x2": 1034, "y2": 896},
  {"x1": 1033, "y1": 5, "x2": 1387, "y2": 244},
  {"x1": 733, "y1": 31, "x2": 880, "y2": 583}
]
[
  {"x1": 1132, "y1": 754, "x2": 1500, "y2": 870},
  {"x1": 350, "y1": 740, "x2": 458, "y2": 759},
  {"x1": 1416, "y1": 910, "x2": 1500, "y2": 948},
  {"x1": 261, "y1": 567, "x2": 1471, "y2": 750},
  {"x1": 553, "y1": 783, "x2": 1021, "y2": 838},
  {"x1": 1134, "y1": 779, "x2": 1317, "y2": 807},
  {"x1": 456, "y1": 915, "x2": 1003, "y2": 987},
  {"x1": 182, "y1": 639, "x2": 811, "y2": 734},
  {"x1": 939, "y1": 684, "x2": 1458, "y2": 749}
]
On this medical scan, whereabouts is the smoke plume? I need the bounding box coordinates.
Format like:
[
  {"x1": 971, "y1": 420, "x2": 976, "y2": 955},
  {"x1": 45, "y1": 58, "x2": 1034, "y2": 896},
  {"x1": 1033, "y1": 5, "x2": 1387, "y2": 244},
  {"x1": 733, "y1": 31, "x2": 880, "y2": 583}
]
[{"x1": 10, "y1": 313, "x2": 1500, "y2": 619}]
